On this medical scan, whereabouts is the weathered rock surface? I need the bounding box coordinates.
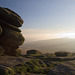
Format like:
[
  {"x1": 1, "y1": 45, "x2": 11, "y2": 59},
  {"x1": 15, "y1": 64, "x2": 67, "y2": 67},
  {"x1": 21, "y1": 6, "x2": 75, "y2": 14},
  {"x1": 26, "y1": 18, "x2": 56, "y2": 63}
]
[
  {"x1": 0, "y1": 7, "x2": 25, "y2": 56},
  {"x1": 0, "y1": 28, "x2": 24, "y2": 47},
  {"x1": 0, "y1": 56, "x2": 31, "y2": 67},
  {"x1": 47, "y1": 61, "x2": 75, "y2": 75},
  {"x1": 0, "y1": 7, "x2": 24, "y2": 27},
  {"x1": 0, "y1": 65, "x2": 14, "y2": 75},
  {"x1": 0, "y1": 19, "x2": 21, "y2": 32}
]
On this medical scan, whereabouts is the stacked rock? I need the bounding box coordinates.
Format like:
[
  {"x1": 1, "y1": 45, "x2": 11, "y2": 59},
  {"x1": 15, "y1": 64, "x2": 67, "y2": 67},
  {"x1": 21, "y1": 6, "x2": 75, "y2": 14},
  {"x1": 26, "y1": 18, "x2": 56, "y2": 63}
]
[{"x1": 0, "y1": 7, "x2": 25, "y2": 56}]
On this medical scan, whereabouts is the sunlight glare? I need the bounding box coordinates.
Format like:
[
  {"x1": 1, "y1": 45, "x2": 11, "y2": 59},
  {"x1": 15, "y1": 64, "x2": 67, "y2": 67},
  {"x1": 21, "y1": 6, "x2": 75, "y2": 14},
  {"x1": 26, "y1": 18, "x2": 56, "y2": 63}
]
[{"x1": 59, "y1": 32, "x2": 75, "y2": 38}]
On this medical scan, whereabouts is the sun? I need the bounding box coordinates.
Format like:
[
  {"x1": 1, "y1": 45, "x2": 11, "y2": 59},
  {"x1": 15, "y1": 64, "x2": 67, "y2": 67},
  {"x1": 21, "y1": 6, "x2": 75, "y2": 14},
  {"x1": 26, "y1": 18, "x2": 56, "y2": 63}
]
[{"x1": 59, "y1": 32, "x2": 75, "y2": 38}]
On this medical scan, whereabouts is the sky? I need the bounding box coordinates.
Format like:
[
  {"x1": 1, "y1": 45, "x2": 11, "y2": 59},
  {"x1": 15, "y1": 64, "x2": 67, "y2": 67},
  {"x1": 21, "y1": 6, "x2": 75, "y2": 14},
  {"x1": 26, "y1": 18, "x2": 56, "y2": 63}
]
[{"x1": 1, "y1": 0, "x2": 75, "y2": 43}]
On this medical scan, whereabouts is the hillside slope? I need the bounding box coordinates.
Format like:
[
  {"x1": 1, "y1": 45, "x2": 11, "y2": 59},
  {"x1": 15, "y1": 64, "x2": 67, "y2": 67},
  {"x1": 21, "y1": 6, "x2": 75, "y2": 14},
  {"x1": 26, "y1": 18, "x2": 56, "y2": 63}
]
[{"x1": 21, "y1": 38, "x2": 75, "y2": 53}]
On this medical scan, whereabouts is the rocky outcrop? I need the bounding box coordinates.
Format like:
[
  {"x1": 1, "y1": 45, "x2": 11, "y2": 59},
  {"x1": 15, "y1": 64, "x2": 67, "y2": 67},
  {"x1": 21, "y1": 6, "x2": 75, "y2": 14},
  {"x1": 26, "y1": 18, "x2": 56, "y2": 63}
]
[{"x1": 0, "y1": 7, "x2": 25, "y2": 56}]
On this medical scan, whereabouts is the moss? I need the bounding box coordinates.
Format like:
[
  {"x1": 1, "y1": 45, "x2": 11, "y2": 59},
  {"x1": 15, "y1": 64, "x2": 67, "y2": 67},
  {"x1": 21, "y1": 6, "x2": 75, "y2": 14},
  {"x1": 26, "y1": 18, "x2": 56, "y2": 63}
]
[
  {"x1": 14, "y1": 66, "x2": 27, "y2": 74},
  {"x1": 14, "y1": 59, "x2": 48, "y2": 74}
]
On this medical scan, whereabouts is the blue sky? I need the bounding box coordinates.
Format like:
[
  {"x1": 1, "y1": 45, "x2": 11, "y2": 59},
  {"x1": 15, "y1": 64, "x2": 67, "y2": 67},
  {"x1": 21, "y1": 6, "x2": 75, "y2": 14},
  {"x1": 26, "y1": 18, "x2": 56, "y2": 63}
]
[{"x1": 1, "y1": 0, "x2": 75, "y2": 42}]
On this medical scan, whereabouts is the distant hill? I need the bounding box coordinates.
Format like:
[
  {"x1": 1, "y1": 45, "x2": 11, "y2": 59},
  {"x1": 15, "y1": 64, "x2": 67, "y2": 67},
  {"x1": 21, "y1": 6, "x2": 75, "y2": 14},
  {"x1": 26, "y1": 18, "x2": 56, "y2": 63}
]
[{"x1": 20, "y1": 38, "x2": 75, "y2": 54}]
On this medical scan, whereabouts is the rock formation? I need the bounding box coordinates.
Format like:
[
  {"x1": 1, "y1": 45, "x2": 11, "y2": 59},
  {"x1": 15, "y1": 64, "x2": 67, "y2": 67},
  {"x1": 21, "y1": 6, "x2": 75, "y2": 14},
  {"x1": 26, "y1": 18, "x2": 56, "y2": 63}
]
[{"x1": 0, "y1": 7, "x2": 25, "y2": 56}]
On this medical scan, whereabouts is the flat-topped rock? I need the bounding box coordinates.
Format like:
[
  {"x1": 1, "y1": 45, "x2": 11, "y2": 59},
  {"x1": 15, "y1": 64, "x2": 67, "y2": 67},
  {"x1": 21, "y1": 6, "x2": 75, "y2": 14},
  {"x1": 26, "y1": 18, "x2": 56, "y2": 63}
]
[{"x1": 0, "y1": 7, "x2": 24, "y2": 27}]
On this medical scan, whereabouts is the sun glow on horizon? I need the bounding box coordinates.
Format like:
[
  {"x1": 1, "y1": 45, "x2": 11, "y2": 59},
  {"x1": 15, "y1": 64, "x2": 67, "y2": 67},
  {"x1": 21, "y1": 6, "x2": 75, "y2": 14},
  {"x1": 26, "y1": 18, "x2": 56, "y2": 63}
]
[
  {"x1": 59, "y1": 32, "x2": 75, "y2": 38},
  {"x1": 22, "y1": 28, "x2": 75, "y2": 43}
]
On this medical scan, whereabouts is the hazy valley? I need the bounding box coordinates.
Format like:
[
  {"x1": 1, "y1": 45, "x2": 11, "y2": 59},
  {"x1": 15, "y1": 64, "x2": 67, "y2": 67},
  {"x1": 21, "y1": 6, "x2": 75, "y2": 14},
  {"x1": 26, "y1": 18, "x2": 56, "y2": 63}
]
[{"x1": 21, "y1": 38, "x2": 75, "y2": 54}]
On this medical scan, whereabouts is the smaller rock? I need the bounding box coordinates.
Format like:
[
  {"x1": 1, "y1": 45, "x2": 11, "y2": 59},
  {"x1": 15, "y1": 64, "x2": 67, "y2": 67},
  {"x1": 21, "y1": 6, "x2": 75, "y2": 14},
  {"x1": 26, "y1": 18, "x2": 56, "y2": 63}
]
[{"x1": 27, "y1": 49, "x2": 42, "y2": 55}]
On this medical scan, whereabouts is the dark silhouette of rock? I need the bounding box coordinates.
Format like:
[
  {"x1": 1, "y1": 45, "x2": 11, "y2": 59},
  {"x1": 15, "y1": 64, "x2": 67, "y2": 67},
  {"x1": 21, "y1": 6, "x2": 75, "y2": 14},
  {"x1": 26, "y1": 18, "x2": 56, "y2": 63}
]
[
  {"x1": 0, "y1": 7, "x2": 24, "y2": 27},
  {"x1": 27, "y1": 49, "x2": 42, "y2": 55},
  {"x1": 0, "y1": 19, "x2": 21, "y2": 32},
  {"x1": 0, "y1": 7, "x2": 25, "y2": 56}
]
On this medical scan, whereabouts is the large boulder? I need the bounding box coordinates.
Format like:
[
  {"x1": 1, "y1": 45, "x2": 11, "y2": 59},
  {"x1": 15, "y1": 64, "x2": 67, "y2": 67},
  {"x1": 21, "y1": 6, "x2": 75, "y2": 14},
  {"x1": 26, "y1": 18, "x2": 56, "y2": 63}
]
[{"x1": 0, "y1": 7, "x2": 25, "y2": 56}]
